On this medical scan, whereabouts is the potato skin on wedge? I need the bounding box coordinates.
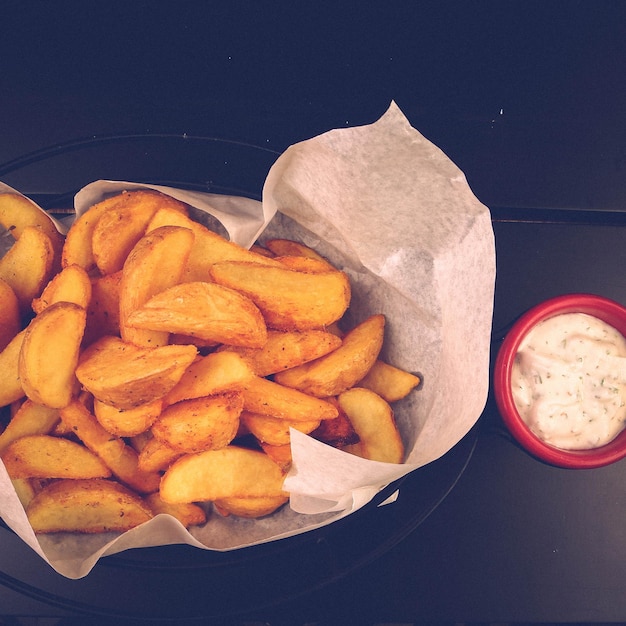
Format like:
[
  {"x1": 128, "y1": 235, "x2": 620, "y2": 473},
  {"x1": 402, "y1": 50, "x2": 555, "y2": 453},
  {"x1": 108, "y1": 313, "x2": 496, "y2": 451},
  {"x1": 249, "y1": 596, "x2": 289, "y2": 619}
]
[
  {"x1": 209, "y1": 261, "x2": 351, "y2": 331},
  {"x1": 159, "y1": 446, "x2": 287, "y2": 504},
  {"x1": 26, "y1": 478, "x2": 153, "y2": 534}
]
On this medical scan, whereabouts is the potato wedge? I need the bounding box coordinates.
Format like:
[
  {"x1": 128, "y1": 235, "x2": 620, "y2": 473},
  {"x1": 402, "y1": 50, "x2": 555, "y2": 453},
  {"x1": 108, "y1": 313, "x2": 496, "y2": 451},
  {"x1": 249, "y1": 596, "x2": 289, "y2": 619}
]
[
  {"x1": 137, "y1": 435, "x2": 183, "y2": 473},
  {"x1": 32, "y1": 263, "x2": 92, "y2": 314},
  {"x1": 0, "y1": 225, "x2": 55, "y2": 313},
  {"x1": 126, "y1": 281, "x2": 267, "y2": 348},
  {"x1": 209, "y1": 261, "x2": 351, "y2": 331},
  {"x1": 163, "y1": 351, "x2": 254, "y2": 407},
  {"x1": 310, "y1": 399, "x2": 360, "y2": 447},
  {"x1": 144, "y1": 492, "x2": 207, "y2": 528},
  {"x1": 152, "y1": 392, "x2": 243, "y2": 453},
  {"x1": 159, "y1": 445, "x2": 287, "y2": 504},
  {"x1": 84, "y1": 271, "x2": 122, "y2": 344},
  {"x1": 146, "y1": 206, "x2": 281, "y2": 281},
  {"x1": 93, "y1": 397, "x2": 162, "y2": 437},
  {"x1": 0, "y1": 278, "x2": 20, "y2": 351},
  {"x1": 258, "y1": 442, "x2": 293, "y2": 472},
  {"x1": 60, "y1": 399, "x2": 161, "y2": 493},
  {"x1": 241, "y1": 410, "x2": 320, "y2": 446},
  {"x1": 275, "y1": 256, "x2": 336, "y2": 273},
  {"x1": 242, "y1": 375, "x2": 338, "y2": 422},
  {"x1": 274, "y1": 314, "x2": 385, "y2": 397},
  {"x1": 0, "y1": 399, "x2": 60, "y2": 454},
  {"x1": 0, "y1": 193, "x2": 63, "y2": 269},
  {"x1": 337, "y1": 387, "x2": 404, "y2": 464},
  {"x1": 0, "y1": 330, "x2": 26, "y2": 407},
  {"x1": 119, "y1": 225, "x2": 195, "y2": 347},
  {"x1": 75, "y1": 335, "x2": 197, "y2": 409},
  {"x1": 358, "y1": 359, "x2": 421, "y2": 402},
  {"x1": 91, "y1": 190, "x2": 189, "y2": 275},
  {"x1": 264, "y1": 238, "x2": 332, "y2": 266},
  {"x1": 214, "y1": 494, "x2": 288, "y2": 518},
  {"x1": 26, "y1": 478, "x2": 153, "y2": 534},
  {"x1": 220, "y1": 329, "x2": 342, "y2": 377},
  {"x1": 62, "y1": 194, "x2": 122, "y2": 273},
  {"x1": 19, "y1": 302, "x2": 86, "y2": 409},
  {"x1": 2, "y1": 434, "x2": 112, "y2": 479},
  {"x1": 11, "y1": 477, "x2": 39, "y2": 509}
]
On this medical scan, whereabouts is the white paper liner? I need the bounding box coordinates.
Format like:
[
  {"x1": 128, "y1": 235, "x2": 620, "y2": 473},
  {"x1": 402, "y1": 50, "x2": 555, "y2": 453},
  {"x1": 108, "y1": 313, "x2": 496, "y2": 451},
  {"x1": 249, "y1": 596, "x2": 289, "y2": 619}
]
[{"x1": 0, "y1": 102, "x2": 495, "y2": 578}]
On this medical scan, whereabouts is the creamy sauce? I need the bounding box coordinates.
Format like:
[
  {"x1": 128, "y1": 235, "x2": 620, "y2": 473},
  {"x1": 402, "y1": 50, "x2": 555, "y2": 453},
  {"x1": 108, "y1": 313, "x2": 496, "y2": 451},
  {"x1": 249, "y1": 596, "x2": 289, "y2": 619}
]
[{"x1": 511, "y1": 312, "x2": 626, "y2": 450}]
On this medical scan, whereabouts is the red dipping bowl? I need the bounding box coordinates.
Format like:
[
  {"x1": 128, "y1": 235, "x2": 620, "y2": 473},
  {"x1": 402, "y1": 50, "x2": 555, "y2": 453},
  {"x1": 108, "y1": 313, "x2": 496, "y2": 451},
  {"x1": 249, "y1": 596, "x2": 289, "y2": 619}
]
[{"x1": 493, "y1": 293, "x2": 626, "y2": 469}]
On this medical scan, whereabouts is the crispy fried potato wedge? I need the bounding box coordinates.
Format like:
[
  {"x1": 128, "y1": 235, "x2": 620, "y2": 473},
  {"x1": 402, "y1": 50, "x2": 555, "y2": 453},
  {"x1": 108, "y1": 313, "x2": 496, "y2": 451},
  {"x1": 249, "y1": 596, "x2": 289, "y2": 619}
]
[
  {"x1": 91, "y1": 190, "x2": 189, "y2": 275},
  {"x1": 60, "y1": 400, "x2": 161, "y2": 493},
  {"x1": 310, "y1": 398, "x2": 360, "y2": 447},
  {"x1": 75, "y1": 336, "x2": 197, "y2": 409},
  {"x1": 242, "y1": 375, "x2": 338, "y2": 422},
  {"x1": 62, "y1": 194, "x2": 125, "y2": 273},
  {"x1": 93, "y1": 397, "x2": 162, "y2": 438},
  {"x1": 144, "y1": 492, "x2": 207, "y2": 528},
  {"x1": 146, "y1": 206, "x2": 281, "y2": 281},
  {"x1": 2, "y1": 434, "x2": 112, "y2": 479},
  {"x1": 241, "y1": 410, "x2": 320, "y2": 446},
  {"x1": 358, "y1": 359, "x2": 421, "y2": 402},
  {"x1": 159, "y1": 446, "x2": 287, "y2": 504},
  {"x1": 0, "y1": 193, "x2": 63, "y2": 269},
  {"x1": 264, "y1": 238, "x2": 332, "y2": 265},
  {"x1": 0, "y1": 330, "x2": 26, "y2": 407},
  {"x1": 119, "y1": 225, "x2": 195, "y2": 347},
  {"x1": 274, "y1": 314, "x2": 385, "y2": 397},
  {"x1": 32, "y1": 263, "x2": 92, "y2": 314},
  {"x1": 258, "y1": 442, "x2": 293, "y2": 472},
  {"x1": 209, "y1": 261, "x2": 351, "y2": 331},
  {"x1": 26, "y1": 478, "x2": 153, "y2": 534},
  {"x1": 152, "y1": 392, "x2": 243, "y2": 453},
  {"x1": 220, "y1": 329, "x2": 342, "y2": 377},
  {"x1": 137, "y1": 435, "x2": 184, "y2": 473},
  {"x1": 11, "y1": 477, "x2": 39, "y2": 509},
  {"x1": 337, "y1": 387, "x2": 404, "y2": 464},
  {"x1": 85, "y1": 271, "x2": 122, "y2": 344},
  {"x1": 214, "y1": 494, "x2": 288, "y2": 518},
  {"x1": 0, "y1": 399, "x2": 60, "y2": 454},
  {"x1": 275, "y1": 255, "x2": 336, "y2": 273},
  {"x1": 19, "y1": 302, "x2": 86, "y2": 409},
  {"x1": 0, "y1": 225, "x2": 55, "y2": 313},
  {"x1": 163, "y1": 351, "x2": 254, "y2": 407},
  {"x1": 0, "y1": 278, "x2": 20, "y2": 352},
  {"x1": 126, "y1": 281, "x2": 267, "y2": 348}
]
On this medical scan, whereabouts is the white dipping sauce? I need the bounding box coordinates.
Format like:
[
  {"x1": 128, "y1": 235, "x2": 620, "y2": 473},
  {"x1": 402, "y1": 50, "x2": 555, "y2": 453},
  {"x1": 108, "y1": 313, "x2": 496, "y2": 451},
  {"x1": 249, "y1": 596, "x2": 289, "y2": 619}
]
[{"x1": 511, "y1": 312, "x2": 626, "y2": 450}]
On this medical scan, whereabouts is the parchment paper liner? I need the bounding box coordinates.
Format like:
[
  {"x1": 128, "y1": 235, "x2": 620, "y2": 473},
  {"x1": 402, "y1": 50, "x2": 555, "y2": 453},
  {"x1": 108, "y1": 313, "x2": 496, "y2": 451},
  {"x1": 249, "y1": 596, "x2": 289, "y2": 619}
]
[{"x1": 0, "y1": 102, "x2": 495, "y2": 578}]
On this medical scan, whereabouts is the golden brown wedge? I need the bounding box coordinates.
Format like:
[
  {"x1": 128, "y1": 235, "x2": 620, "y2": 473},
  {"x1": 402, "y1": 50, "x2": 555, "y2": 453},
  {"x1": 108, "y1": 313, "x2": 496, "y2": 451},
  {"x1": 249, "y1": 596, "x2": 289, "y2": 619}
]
[
  {"x1": 75, "y1": 335, "x2": 197, "y2": 409},
  {"x1": 126, "y1": 281, "x2": 267, "y2": 348},
  {"x1": 220, "y1": 329, "x2": 342, "y2": 377},
  {"x1": 2, "y1": 434, "x2": 112, "y2": 479},
  {"x1": 274, "y1": 314, "x2": 385, "y2": 397},
  {"x1": 31, "y1": 263, "x2": 92, "y2": 314},
  {"x1": 119, "y1": 225, "x2": 195, "y2": 347},
  {"x1": 209, "y1": 261, "x2": 351, "y2": 331},
  {"x1": 0, "y1": 226, "x2": 55, "y2": 313},
  {"x1": 241, "y1": 375, "x2": 338, "y2": 422},
  {"x1": 159, "y1": 445, "x2": 287, "y2": 504},
  {"x1": 152, "y1": 392, "x2": 243, "y2": 453},
  {"x1": 59, "y1": 399, "x2": 162, "y2": 494},
  {"x1": 19, "y1": 302, "x2": 86, "y2": 409},
  {"x1": 0, "y1": 399, "x2": 60, "y2": 454},
  {"x1": 338, "y1": 387, "x2": 405, "y2": 464},
  {"x1": 26, "y1": 478, "x2": 154, "y2": 534}
]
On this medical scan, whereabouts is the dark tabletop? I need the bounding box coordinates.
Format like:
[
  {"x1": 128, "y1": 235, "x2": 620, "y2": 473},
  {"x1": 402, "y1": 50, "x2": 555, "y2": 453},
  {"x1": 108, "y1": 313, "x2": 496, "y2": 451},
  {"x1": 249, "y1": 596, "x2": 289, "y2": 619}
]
[{"x1": 2, "y1": 2, "x2": 626, "y2": 624}]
